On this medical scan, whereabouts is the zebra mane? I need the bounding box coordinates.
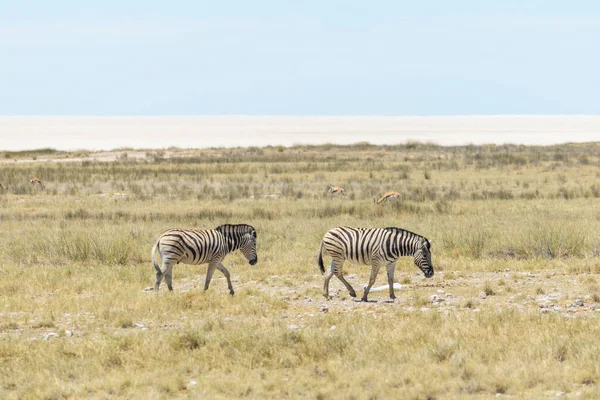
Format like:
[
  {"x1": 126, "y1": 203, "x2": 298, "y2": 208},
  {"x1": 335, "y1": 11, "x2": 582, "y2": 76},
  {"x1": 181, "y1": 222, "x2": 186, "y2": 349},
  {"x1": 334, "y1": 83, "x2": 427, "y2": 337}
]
[
  {"x1": 383, "y1": 227, "x2": 430, "y2": 248},
  {"x1": 215, "y1": 224, "x2": 257, "y2": 238},
  {"x1": 215, "y1": 224, "x2": 256, "y2": 253}
]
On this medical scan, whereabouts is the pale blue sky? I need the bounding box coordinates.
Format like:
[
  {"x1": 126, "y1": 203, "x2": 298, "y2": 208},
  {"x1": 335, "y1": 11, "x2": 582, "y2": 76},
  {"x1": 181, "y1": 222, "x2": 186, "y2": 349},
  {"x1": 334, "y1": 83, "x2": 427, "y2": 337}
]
[{"x1": 1, "y1": 1, "x2": 599, "y2": 115}]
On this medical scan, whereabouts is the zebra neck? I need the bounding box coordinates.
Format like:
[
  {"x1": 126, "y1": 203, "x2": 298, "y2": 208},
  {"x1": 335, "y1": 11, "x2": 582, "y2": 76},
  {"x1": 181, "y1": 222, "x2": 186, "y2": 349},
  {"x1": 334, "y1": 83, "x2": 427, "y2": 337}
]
[
  {"x1": 393, "y1": 232, "x2": 418, "y2": 257},
  {"x1": 224, "y1": 235, "x2": 239, "y2": 253}
]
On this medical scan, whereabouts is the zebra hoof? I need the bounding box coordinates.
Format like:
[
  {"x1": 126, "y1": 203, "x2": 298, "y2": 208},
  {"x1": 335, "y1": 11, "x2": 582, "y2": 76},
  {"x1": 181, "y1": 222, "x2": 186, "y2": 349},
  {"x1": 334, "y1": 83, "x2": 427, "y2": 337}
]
[
  {"x1": 349, "y1": 292, "x2": 357, "y2": 298},
  {"x1": 361, "y1": 297, "x2": 369, "y2": 302},
  {"x1": 229, "y1": 290, "x2": 235, "y2": 296}
]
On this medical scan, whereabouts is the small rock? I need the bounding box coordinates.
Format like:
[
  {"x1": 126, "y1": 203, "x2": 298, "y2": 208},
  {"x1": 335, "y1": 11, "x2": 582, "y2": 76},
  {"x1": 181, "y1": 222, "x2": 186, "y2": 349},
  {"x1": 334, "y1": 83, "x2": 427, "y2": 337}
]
[
  {"x1": 539, "y1": 303, "x2": 548, "y2": 308},
  {"x1": 141, "y1": 327, "x2": 149, "y2": 331},
  {"x1": 575, "y1": 299, "x2": 584, "y2": 307},
  {"x1": 188, "y1": 380, "x2": 198, "y2": 387},
  {"x1": 321, "y1": 306, "x2": 329, "y2": 313},
  {"x1": 134, "y1": 323, "x2": 145, "y2": 328},
  {"x1": 504, "y1": 268, "x2": 511, "y2": 272},
  {"x1": 330, "y1": 325, "x2": 336, "y2": 331},
  {"x1": 540, "y1": 309, "x2": 550, "y2": 314},
  {"x1": 479, "y1": 292, "x2": 487, "y2": 299},
  {"x1": 568, "y1": 307, "x2": 577, "y2": 313},
  {"x1": 287, "y1": 324, "x2": 300, "y2": 330},
  {"x1": 437, "y1": 289, "x2": 445, "y2": 294},
  {"x1": 65, "y1": 330, "x2": 73, "y2": 337},
  {"x1": 445, "y1": 293, "x2": 453, "y2": 297}
]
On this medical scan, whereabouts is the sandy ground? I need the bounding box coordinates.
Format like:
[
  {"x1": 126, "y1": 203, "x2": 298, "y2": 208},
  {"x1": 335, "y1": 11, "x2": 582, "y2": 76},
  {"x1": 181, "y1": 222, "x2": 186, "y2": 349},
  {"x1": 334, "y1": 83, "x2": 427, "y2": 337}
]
[{"x1": 1, "y1": 115, "x2": 599, "y2": 151}]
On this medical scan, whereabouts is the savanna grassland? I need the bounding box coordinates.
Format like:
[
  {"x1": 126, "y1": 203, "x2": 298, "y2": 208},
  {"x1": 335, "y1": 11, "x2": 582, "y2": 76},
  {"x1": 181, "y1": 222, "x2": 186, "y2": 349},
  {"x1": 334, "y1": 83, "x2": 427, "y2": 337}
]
[{"x1": 1, "y1": 142, "x2": 600, "y2": 399}]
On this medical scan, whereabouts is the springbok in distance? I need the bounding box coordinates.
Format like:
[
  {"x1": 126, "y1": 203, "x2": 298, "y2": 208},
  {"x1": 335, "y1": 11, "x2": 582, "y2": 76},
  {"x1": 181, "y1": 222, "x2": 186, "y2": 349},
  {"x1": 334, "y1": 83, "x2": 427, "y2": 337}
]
[
  {"x1": 30, "y1": 178, "x2": 45, "y2": 191},
  {"x1": 327, "y1": 185, "x2": 345, "y2": 198},
  {"x1": 375, "y1": 191, "x2": 401, "y2": 204},
  {"x1": 152, "y1": 224, "x2": 257, "y2": 295}
]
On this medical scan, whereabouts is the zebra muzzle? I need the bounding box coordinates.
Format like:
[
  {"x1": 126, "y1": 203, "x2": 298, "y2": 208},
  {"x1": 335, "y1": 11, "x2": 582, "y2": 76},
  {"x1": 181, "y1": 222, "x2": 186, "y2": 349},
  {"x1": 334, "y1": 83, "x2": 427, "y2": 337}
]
[{"x1": 249, "y1": 258, "x2": 257, "y2": 265}]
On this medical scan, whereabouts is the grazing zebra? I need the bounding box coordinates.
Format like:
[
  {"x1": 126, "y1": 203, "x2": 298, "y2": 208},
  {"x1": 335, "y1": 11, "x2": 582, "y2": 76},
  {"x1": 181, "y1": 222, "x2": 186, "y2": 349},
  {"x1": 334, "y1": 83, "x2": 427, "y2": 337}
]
[
  {"x1": 375, "y1": 191, "x2": 401, "y2": 204},
  {"x1": 30, "y1": 178, "x2": 44, "y2": 191},
  {"x1": 318, "y1": 226, "x2": 434, "y2": 301},
  {"x1": 327, "y1": 185, "x2": 345, "y2": 198},
  {"x1": 152, "y1": 224, "x2": 257, "y2": 295}
]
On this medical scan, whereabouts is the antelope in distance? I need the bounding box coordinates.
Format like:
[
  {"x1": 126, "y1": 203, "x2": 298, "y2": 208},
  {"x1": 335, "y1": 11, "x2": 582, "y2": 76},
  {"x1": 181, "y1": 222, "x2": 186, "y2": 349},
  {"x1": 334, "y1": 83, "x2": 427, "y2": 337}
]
[
  {"x1": 30, "y1": 178, "x2": 45, "y2": 191},
  {"x1": 152, "y1": 224, "x2": 257, "y2": 295},
  {"x1": 318, "y1": 226, "x2": 434, "y2": 302},
  {"x1": 375, "y1": 191, "x2": 401, "y2": 204},
  {"x1": 327, "y1": 185, "x2": 345, "y2": 198}
]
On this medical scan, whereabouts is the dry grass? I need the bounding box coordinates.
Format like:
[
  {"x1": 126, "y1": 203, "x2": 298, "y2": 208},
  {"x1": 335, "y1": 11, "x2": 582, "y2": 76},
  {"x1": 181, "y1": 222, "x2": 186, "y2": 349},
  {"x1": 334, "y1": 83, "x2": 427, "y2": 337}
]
[{"x1": 1, "y1": 143, "x2": 600, "y2": 399}]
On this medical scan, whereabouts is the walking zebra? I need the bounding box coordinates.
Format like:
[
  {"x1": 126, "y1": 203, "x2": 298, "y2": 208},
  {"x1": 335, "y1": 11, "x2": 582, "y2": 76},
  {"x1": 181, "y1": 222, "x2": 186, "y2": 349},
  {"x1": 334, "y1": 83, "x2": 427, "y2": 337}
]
[
  {"x1": 152, "y1": 224, "x2": 257, "y2": 294},
  {"x1": 318, "y1": 226, "x2": 434, "y2": 301},
  {"x1": 327, "y1": 185, "x2": 345, "y2": 198},
  {"x1": 30, "y1": 178, "x2": 44, "y2": 191},
  {"x1": 375, "y1": 191, "x2": 401, "y2": 204}
]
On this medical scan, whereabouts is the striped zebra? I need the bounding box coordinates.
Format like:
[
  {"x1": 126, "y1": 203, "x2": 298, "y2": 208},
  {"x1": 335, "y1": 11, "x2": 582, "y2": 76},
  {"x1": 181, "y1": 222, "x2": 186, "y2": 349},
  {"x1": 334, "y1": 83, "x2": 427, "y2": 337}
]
[
  {"x1": 152, "y1": 224, "x2": 257, "y2": 294},
  {"x1": 375, "y1": 191, "x2": 400, "y2": 204},
  {"x1": 30, "y1": 178, "x2": 44, "y2": 191},
  {"x1": 318, "y1": 226, "x2": 434, "y2": 301}
]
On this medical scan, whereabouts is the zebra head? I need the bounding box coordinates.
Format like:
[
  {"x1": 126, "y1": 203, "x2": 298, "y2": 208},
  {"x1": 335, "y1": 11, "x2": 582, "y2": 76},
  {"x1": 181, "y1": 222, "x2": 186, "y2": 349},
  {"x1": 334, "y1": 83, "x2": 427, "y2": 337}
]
[
  {"x1": 414, "y1": 237, "x2": 434, "y2": 278},
  {"x1": 239, "y1": 231, "x2": 258, "y2": 265},
  {"x1": 215, "y1": 224, "x2": 258, "y2": 265}
]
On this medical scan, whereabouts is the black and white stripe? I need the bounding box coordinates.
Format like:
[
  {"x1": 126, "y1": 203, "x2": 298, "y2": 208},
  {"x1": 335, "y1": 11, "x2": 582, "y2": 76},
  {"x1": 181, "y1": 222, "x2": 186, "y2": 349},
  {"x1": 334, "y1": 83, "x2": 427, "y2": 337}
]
[
  {"x1": 318, "y1": 226, "x2": 433, "y2": 301},
  {"x1": 152, "y1": 224, "x2": 257, "y2": 294}
]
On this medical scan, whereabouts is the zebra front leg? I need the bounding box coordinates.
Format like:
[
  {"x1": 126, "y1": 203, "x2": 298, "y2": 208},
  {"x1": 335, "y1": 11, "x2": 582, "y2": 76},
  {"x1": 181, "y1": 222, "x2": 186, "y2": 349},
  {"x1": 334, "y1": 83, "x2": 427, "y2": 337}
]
[
  {"x1": 362, "y1": 265, "x2": 381, "y2": 302},
  {"x1": 204, "y1": 263, "x2": 217, "y2": 292},
  {"x1": 216, "y1": 263, "x2": 235, "y2": 295},
  {"x1": 386, "y1": 263, "x2": 397, "y2": 300}
]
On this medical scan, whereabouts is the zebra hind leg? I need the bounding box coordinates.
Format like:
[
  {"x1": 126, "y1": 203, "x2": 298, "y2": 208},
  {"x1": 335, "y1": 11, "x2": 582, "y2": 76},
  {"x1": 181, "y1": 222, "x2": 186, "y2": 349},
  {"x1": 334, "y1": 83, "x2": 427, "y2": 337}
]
[
  {"x1": 335, "y1": 268, "x2": 356, "y2": 298},
  {"x1": 156, "y1": 260, "x2": 174, "y2": 292},
  {"x1": 217, "y1": 263, "x2": 235, "y2": 295},
  {"x1": 362, "y1": 265, "x2": 381, "y2": 302},
  {"x1": 322, "y1": 261, "x2": 337, "y2": 300},
  {"x1": 386, "y1": 263, "x2": 397, "y2": 300}
]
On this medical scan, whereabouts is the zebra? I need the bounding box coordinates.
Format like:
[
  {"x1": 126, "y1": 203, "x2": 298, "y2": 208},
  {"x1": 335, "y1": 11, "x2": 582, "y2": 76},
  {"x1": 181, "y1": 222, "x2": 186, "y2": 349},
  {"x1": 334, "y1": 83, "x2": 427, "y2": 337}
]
[
  {"x1": 152, "y1": 224, "x2": 257, "y2": 295},
  {"x1": 327, "y1": 185, "x2": 345, "y2": 198},
  {"x1": 30, "y1": 178, "x2": 44, "y2": 191},
  {"x1": 317, "y1": 226, "x2": 434, "y2": 302},
  {"x1": 374, "y1": 191, "x2": 400, "y2": 204}
]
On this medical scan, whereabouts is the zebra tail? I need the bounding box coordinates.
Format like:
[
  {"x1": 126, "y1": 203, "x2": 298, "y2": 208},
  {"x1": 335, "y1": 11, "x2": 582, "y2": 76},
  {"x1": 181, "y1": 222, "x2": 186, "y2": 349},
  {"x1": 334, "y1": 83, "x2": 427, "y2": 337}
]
[
  {"x1": 152, "y1": 242, "x2": 161, "y2": 273},
  {"x1": 318, "y1": 240, "x2": 325, "y2": 274}
]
